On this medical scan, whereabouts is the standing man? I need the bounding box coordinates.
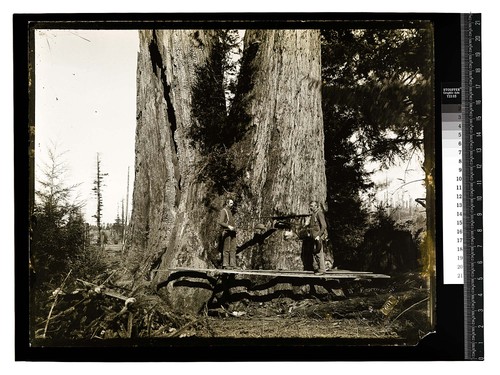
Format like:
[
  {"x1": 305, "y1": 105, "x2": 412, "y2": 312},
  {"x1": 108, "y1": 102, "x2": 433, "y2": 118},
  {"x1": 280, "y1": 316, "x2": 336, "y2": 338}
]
[
  {"x1": 309, "y1": 200, "x2": 327, "y2": 275},
  {"x1": 218, "y1": 198, "x2": 237, "y2": 269}
]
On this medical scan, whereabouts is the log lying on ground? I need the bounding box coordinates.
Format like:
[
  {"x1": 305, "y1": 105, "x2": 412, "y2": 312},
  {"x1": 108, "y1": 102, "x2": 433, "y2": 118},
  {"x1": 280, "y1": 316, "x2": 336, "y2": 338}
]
[{"x1": 76, "y1": 278, "x2": 136, "y2": 305}]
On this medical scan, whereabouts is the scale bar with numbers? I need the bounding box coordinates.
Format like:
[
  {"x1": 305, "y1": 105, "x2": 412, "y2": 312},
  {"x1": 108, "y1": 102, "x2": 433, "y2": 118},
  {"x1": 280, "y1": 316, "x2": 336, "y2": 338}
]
[{"x1": 461, "y1": 13, "x2": 483, "y2": 361}]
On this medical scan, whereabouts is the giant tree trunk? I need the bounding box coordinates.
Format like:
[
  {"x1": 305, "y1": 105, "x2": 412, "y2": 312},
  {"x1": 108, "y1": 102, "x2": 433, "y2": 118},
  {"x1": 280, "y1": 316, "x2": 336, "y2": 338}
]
[
  {"x1": 230, "y1": 30, "x2": 327, "y2": 271},
  {"x1": 128, "y1": 30, "x2": 220, "y2": 313},
  {"x1": 129, "y1": 29, "x2": 328, "y2": 313}
]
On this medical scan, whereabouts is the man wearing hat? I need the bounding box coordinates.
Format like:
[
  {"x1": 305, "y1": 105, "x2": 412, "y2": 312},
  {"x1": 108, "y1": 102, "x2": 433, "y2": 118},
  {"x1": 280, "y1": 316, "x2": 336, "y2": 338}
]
[
  {"x1": 218, "y1": 199, "x2": 237, "y2": 269},
  {"x1": 308, "y1": 200, "x2": 327, "y2": 275}
]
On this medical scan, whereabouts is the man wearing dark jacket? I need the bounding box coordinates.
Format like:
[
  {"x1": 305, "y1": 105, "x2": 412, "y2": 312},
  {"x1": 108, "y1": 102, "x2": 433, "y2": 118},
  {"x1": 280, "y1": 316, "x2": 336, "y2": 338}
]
[
  {"x1": 218, "y1": 199, "x2": 237, "y2": 269},
  {"x1": 309, "y1": 200, "x2": 327, "y2": 275}
]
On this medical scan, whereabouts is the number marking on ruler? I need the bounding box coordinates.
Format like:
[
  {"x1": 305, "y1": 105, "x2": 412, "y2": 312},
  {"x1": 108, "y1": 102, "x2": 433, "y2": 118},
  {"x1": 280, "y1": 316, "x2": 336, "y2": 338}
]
[
  {"x1": 461, "y1": 12, "x2": 483, "y2": 361},
  {"x1": 441, "y1": 83, "x2": 463, "y2": 285}
]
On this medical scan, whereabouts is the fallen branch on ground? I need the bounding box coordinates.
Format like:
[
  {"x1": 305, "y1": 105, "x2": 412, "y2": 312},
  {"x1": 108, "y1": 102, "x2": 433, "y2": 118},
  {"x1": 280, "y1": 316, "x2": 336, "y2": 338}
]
[
  {"x1": 43, "y1": 270, "x2": 72, "y2": 338},
  {"x1": 392, "y1": 297, "x2": 429, "y2": 322},
  {"x1": 76, "y1": 278, "x2": 134, "y2": 304}
]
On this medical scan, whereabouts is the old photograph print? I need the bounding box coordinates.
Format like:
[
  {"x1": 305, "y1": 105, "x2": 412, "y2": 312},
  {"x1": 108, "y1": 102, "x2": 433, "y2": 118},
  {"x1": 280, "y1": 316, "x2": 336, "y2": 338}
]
[{"x1": 29, "y1": 20, "x2": 435, "y2": 347}]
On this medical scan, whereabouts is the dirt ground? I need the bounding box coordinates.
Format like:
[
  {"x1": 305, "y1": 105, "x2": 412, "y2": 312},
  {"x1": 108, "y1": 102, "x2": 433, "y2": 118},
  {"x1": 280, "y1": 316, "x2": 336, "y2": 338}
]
[
  {"x1": 155, "y1": 290, "x2": 430, "y2": 343},
  {"x1": 195, "y1": 316, "x2": 399, "y2": 339}
]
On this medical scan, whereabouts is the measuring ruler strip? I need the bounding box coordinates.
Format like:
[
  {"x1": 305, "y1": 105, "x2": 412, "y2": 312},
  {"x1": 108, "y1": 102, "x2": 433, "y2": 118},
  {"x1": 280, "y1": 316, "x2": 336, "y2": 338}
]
[{"x1": 461, "y1": 12, "x2": 484, "y2": 361}]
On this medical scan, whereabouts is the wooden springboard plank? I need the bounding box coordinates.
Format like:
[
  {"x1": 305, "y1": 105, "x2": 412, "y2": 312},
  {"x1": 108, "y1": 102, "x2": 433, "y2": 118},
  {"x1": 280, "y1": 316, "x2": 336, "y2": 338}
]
[{"x1": 167, "y1": 267, "x2": 390, "y2": 279}]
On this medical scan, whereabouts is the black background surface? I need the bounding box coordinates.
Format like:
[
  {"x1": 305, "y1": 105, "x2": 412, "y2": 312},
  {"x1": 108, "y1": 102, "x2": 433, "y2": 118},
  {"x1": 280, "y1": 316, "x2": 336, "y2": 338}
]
[{"x1": 14, "y1": 12, "x2": 468, "y2": 361}]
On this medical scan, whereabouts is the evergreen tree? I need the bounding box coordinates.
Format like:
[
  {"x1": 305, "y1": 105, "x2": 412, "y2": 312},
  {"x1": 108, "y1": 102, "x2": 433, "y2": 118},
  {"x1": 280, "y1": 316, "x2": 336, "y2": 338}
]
[
  {"x1": 320, "y1": 26, "x2": 433, "y2": 267},
  {"x1": 32, "y1": 146, "x2": 84, "y2": 284}
]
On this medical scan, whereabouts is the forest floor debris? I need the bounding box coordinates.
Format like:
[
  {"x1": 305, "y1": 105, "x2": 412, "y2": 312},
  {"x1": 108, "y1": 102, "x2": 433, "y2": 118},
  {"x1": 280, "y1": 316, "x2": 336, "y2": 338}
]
[{"x1": 31, "y1": 269, "x2": 430, "y2": 343}]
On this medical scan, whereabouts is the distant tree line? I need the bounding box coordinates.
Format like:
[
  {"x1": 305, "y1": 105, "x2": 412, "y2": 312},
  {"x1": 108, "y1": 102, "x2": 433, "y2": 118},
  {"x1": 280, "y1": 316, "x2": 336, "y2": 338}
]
[{"x1": 30, "y1": 147, "x2": 108, "y2": 327}]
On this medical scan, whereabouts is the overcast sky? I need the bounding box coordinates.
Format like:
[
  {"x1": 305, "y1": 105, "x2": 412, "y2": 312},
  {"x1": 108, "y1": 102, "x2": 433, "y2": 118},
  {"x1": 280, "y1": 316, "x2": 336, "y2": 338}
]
[
  {"x1": 35, "y1": 29, "x2": 139, "y2": 224},
  {"x1": 34, "y1": 28, "x2": 426, "y2": 225}
]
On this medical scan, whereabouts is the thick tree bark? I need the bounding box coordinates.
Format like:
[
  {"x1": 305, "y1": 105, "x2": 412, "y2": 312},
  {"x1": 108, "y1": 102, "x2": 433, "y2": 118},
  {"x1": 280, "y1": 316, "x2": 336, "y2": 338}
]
[
  {"x1": 128, "y1": 30, "x2": 218, "y2": 313},
  {"x1": 129, "y1": 29, "x2": 328, "y2": 312},
  {"x1": 231, "y1": 30, "x2": 327, "y2": 271}
]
